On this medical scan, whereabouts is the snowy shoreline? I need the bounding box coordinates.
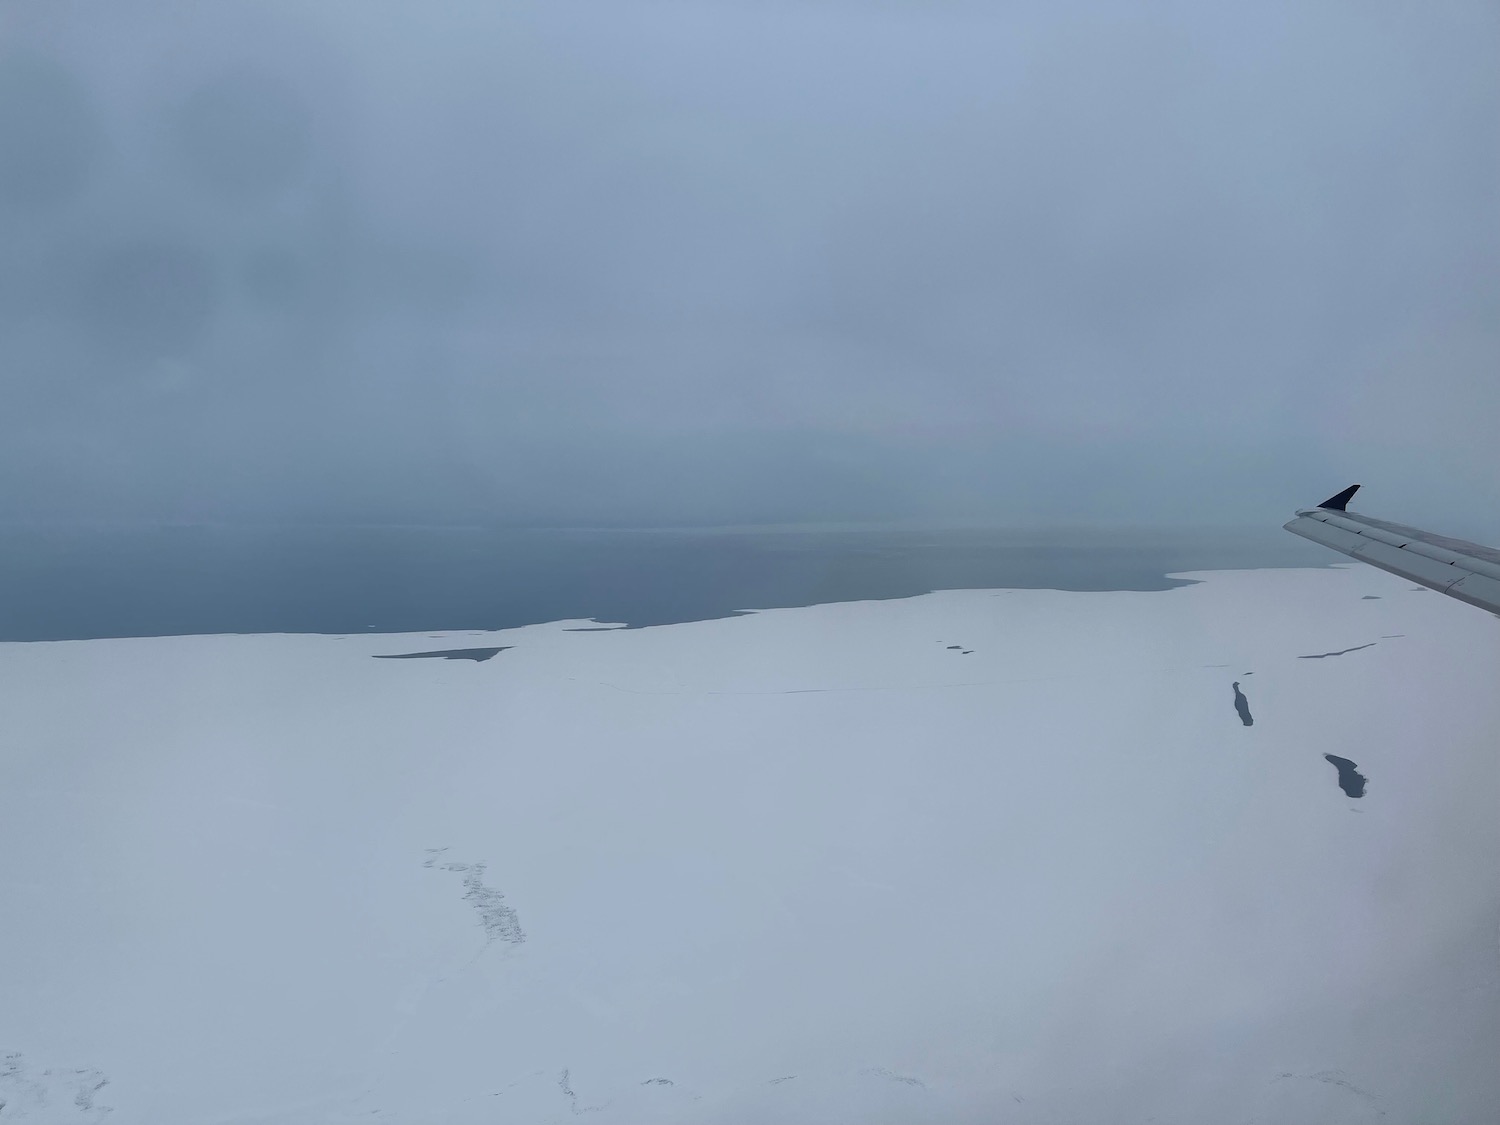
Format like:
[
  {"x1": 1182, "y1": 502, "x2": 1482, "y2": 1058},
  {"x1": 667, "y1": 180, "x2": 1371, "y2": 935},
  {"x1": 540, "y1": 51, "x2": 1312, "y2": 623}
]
[{"x1": 3, "y1": 565, "x2": 1498, "y2": 1124}]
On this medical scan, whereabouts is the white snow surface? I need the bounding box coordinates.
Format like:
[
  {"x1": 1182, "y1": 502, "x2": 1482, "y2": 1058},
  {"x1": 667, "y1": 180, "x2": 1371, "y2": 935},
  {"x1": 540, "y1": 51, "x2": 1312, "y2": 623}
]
[{"x1": 3, "y1": 565, "x2": 1499, "y2": 1124}]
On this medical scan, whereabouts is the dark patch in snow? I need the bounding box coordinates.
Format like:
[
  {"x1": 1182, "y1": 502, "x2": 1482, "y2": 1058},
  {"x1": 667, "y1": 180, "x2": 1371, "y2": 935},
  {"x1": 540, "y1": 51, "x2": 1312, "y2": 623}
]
[
  {"x1": 423, "y1": 849, "x2": 524, "y2": 944},
  {"x1": 1232, "y1": 682, "x2": 1253, "y2": 726},
  {"x1": 460, "y1": 866, "x2": 524, "y2": 943},
  {"x1": 641, "y1": 1078, "x2": 674, "y2": 1086},
  {"x1": 862, "y1": 1067, "x2": 926, "y2": 1089},
  {"x1": 1381, "y1": 634, "x2": 1405, "y2": 638},
  {"x1": 946, "y1": 645, "x2": 962, "y2": 650},
  {"x1": 1361, "y1": 595, "x2": 1381, "y2": 600},
  {"x1": 1324, "y1": 755, "x2": 1367, "y2": 798},
  {"x1": 1298, "y1": 643, "x2": 1376, "y2": 660},
  {"x1": 566, "y1": 627, "x2": 623, "y2": 632},
  {"x1": 374, "y1": 646, "x2": 509, "y2": 662},
  {"x1": 768, "y1": 1076, "x2": 797, "y2": 1085},
  {"x1": 1274, "y1": 1070, "x2": 1381, "y2": 1105},
  {"x1": 0, "y1": 1054, "x2": 111, "y2": 1120},
  {"x1": 72, "y1": 1072, "x2": 108, "y2": 1113},
  {"x1": 559, "y1": 1069, "x2": 608, "y2": 1114}
]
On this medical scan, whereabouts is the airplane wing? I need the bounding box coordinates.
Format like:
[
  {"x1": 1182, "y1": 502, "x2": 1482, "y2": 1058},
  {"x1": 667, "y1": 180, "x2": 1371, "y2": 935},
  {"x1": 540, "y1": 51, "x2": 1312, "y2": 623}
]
[{"x1": 1285, "y1": 485, "x2": 1500, "y2": 615}]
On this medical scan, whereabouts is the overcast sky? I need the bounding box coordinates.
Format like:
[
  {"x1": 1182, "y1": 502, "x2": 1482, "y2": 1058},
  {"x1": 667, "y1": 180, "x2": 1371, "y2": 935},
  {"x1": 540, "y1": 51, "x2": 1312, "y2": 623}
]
[{"x1": 2, "y1": 0, "x2": 1497, "y2": 531}]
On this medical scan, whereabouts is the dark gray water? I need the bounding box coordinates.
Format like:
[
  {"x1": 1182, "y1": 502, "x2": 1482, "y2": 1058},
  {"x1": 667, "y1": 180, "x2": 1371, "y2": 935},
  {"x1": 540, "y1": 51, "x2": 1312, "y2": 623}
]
[
  {"x1": 1324, "y1": 754, "x2": 1367, "y2": 798},
  {"x1": 372, "y1": 647, "x2": 509, "y2": 662},
  {"x1": 1298, "y1": 643, "x2": 1377, "y2": 660},
  {"x1": 1232, "y1": 682, "x2": 1254, "y2": 726},
  {"x1": 0, "y1": 523, "x2": 1326, "y2": 641}
]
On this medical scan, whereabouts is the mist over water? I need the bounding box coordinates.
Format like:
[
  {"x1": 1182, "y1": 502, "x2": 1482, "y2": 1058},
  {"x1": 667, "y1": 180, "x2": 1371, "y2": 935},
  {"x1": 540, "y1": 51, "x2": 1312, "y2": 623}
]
[{"x1": 3, "y1": 2, "x2": 1499, "y2": 538}]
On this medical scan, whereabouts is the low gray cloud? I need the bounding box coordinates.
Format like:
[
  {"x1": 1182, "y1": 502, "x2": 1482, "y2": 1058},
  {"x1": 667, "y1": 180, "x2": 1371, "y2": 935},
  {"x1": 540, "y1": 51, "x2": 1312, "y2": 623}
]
[{"x1": 2, "y1": 0, "x2": 1496, "y2": 533}]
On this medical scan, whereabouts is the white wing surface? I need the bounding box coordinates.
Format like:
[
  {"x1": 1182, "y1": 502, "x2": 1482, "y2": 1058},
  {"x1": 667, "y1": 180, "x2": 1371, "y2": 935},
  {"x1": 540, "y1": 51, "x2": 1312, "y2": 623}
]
[{"x1": 1285, "y1": 484, "x2": 1500, "y2": 615}]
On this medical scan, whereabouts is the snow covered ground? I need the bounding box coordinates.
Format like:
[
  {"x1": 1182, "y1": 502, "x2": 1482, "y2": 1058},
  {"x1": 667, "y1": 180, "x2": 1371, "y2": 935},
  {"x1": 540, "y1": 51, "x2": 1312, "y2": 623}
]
[{"x1": 3, "y1": 564, "x2": 1499, "y2": 1124}]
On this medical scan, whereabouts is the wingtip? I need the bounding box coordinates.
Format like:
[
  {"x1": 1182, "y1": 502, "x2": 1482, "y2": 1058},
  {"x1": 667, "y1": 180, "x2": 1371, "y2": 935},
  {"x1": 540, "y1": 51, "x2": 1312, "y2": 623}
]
[{"x1": 1318, "y1": 484, "x2": 1361, "y2": 511}]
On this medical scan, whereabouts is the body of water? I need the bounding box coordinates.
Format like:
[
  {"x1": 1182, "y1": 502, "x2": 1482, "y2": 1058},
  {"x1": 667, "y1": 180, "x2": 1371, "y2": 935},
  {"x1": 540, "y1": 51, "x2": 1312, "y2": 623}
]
[{"x1": 0, "y1": 522, "x2": 1329, "y2": 641}]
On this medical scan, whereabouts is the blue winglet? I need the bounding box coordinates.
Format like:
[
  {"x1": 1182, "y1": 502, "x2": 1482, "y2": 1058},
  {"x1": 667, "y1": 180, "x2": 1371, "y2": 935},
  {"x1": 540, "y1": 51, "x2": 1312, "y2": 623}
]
[{"x1": 1318, "y1": 484, "x2": 1360, "y2": 511}]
